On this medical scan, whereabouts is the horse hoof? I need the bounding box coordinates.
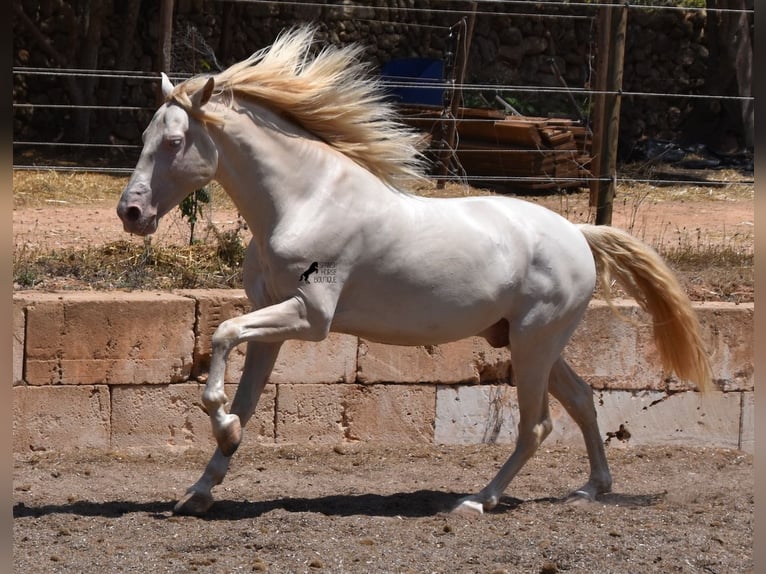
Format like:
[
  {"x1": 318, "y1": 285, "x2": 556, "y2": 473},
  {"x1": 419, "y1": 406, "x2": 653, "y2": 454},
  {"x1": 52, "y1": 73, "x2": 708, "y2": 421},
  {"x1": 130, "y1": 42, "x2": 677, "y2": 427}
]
[
  {"x1": 216, "y1": 415, "x2": 242, "y2": 457},
  {"x1": 174, "y1": 490, "x2": 214, "y2": 516},
  {"x1": 451, "y1": 498, "x2": 484, "y2": 517},
  {"x1": 565, "y1": 489, "x2": 594, "y2": 505}
]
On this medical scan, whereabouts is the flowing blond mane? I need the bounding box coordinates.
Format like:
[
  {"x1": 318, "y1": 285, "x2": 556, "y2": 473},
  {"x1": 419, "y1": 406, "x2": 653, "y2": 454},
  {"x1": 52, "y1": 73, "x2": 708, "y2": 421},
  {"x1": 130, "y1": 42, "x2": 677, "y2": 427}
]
[{"x1": 168, "y1": 26, "x2": 427, "y2": 187}]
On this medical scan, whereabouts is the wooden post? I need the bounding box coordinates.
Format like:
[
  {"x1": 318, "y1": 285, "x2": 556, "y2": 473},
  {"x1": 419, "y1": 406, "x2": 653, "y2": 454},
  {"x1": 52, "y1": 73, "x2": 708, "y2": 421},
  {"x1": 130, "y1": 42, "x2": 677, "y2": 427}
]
[
  {"x1": 436, "y1": 3, "x2": 477, "y2": 188},
  {"x1": 588, "y1": 6, "x2": 611, "y2": 213},
  {"x1": 589, "y1": 2, "x2": 627, "y2": 225}
]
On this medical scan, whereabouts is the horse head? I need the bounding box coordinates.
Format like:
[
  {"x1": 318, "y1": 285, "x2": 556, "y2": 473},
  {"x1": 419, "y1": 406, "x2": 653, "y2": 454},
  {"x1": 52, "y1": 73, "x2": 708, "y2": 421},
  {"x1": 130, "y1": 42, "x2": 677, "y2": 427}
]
[{"x1": 117, "y1": 73, "x2": 219, "y2": 236}]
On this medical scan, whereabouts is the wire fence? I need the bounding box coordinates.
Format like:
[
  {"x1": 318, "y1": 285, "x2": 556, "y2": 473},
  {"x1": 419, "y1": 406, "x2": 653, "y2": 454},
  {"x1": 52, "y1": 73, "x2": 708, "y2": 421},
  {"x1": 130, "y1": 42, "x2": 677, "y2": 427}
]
[{"x1": 12, "y1": 0, "x2": 754, "y2": 190}]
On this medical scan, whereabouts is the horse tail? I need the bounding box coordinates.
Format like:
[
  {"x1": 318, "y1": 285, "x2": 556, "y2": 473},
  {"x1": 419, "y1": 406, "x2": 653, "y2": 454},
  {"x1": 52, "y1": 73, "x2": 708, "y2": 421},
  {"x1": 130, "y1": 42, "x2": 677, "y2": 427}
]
[{"x1": 578, "y1": 223, "x2": 712, "y2": 393}]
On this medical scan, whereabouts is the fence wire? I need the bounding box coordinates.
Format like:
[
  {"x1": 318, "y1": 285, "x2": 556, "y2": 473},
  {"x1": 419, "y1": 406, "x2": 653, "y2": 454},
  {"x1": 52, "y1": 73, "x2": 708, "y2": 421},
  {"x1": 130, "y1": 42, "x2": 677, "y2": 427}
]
[{"x1": 12, "y1": 0, "x2": 754, "y2": 188}]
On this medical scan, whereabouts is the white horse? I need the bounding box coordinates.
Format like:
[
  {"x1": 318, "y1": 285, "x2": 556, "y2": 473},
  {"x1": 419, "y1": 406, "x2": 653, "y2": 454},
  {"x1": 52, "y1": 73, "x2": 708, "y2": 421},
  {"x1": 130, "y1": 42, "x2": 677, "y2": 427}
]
[{"x1": 117, "y1": 27, "x2": 712, "y2": 516}]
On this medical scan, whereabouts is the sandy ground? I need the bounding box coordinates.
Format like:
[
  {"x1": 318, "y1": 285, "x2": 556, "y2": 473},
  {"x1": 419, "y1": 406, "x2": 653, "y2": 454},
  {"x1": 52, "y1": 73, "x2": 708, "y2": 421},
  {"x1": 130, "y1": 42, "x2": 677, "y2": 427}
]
[
  {"x1": 12, "y1": 185, "x2": 753, "y2": 254},
  {"x1": 14, "y1": 442, "x2": 753, "y2": 573}
]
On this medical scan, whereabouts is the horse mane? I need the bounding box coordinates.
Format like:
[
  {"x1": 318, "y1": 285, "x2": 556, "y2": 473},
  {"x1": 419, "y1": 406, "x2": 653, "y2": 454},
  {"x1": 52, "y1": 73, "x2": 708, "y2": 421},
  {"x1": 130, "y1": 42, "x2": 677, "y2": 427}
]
[{"x1": 169, "y1": 26, "x2": 428, "y2": 187}]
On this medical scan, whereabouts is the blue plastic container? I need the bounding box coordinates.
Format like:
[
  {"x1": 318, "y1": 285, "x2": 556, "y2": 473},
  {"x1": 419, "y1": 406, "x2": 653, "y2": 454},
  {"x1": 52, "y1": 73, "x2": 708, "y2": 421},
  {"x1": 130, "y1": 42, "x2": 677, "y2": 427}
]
[{"x1": 380, "y1": 58, "x2": 444, "y2": 105}]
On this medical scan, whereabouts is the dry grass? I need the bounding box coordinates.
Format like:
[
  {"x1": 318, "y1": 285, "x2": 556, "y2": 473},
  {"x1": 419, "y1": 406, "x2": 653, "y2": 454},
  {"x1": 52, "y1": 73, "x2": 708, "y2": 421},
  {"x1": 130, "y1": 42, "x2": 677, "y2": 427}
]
[
  {"x1": 12, "y1": 169, "x2": 753, "y2": 301},
  {"x1": 14, "y1": 234, "x2": 246, "y2": 291},
  {"x1": 13, "y1": 171, "x2": 127, "y2": 208}
]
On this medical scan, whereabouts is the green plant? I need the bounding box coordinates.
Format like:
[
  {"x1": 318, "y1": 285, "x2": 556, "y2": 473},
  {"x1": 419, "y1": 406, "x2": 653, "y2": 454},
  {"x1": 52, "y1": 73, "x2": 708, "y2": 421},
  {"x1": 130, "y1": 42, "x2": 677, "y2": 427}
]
[{"x1": 179, "y1": 187, "x2": 212, "y2": 244}]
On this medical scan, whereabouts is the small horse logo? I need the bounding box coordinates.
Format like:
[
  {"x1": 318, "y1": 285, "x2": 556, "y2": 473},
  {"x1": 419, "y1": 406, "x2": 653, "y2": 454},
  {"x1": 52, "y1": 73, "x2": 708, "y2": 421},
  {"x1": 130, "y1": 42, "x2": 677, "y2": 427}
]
[{"x1": 299, "y1": 261, "x2": 319, "y2": 283}]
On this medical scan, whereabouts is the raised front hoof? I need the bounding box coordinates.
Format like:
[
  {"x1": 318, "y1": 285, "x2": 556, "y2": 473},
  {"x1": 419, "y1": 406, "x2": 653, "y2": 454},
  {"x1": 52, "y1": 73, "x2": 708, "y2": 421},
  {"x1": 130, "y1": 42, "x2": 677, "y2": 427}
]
[
  {"x1": 174, "y1": 490, "x2": 214, "y2": 516},
  {"x1": 214, "y1": 414, "x2": 242, "y2": 457}
]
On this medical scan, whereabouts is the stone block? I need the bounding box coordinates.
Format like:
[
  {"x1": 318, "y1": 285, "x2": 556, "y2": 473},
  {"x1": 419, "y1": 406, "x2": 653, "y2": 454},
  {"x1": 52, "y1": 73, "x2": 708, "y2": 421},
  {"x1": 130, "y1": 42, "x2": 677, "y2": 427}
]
[
  {"x1": 343, "y1": 384, "x2": 435, "y2": 443},
  {"x1": 13, "y1": 300, "x2": 25, "y2": 385},
  {"x1": 435, "y1": 384, "x2": 518, "y2": 445},
  {"x1": 434, "y1": 384, "x2": 742, "y2": 451},
  {"x1": 357, "y1": 338, "x2": 509, "y2": 385},
  {"x1": 275, "y1": 383, "x2": 346, "y2": 444},
  {"x1": 13, "y1": 385, "x2": 110, "y2": 452},
  {"x1": 697, "y1": 303, "x2": 754, "y2": 391},
  {"x1": 433, "y1": 384, "x2": 585, "y2": 446},
  {"x1": 740, "y1": 392, "x2": 754, "y2": 454},
  {"x1": 270, "y1": 335, "x2": 359, "y2": 384},
  {"x1": 564, "y1": 301, "x2": 646, "y2": 390},
  {"x1": 593, "y1": 389, "x2": 741, "y2": 449},
  {"x1": 276, "y1": 383, "x2": 436, "y2": 445},
  {"x1": 21, "y1": 291, "x2": 195, "y2": 386},
  {"x1": 221, "y1": 335, "x2": 359, "y2": 385},
  {"x1": 631, "y1": 302, "x2": 754, "y2": 393},
  {"x1": 110, "y1": 383, "x2": 276, "y2": 452},
  {"x1": 179, "y1": 289, "x2": 250, "y2": 378}
]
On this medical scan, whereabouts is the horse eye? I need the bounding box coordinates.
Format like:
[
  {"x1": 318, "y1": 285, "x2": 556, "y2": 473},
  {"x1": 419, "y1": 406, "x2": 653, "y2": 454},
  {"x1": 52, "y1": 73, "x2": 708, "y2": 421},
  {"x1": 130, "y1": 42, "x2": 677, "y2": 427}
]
[{"x1": 167, "y1": 137, "x2": 183, "y2": 148}]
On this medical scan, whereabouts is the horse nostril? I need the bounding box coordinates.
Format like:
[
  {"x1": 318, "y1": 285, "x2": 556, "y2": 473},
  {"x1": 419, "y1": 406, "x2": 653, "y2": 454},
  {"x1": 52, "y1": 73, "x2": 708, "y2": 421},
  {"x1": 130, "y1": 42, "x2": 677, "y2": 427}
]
[{"x1": 125, "y1": 206, "x2": 142, "y2": 222}]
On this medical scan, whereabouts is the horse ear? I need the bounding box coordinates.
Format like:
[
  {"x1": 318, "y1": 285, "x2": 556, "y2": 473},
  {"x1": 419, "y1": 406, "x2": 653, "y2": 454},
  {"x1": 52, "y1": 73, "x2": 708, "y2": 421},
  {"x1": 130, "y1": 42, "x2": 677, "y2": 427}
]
[
  {"x1": 160, "y1": 72, "x2": 174, "y2": 99},
  {"x1": 191, "y1": 77, "x2": 215, "y2": 108}
]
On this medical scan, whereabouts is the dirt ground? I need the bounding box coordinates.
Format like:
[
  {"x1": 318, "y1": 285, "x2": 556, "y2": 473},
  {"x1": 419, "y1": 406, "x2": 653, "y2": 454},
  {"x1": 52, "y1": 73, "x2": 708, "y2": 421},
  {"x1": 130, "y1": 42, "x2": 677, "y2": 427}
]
[
  {"x1": 14, "y1": 443, "x2": 753, "y2": 573},
  {"x1": 12, "y1": 180, "x2": 753, "y2": 255}
]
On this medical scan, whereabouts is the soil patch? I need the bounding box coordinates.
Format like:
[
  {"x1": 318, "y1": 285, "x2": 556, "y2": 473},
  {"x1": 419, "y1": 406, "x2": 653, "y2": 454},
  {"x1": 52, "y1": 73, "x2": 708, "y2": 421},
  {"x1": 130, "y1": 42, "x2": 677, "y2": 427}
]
[{"x1": 14, "y1": 443, "x2": 753, "y2": 573}]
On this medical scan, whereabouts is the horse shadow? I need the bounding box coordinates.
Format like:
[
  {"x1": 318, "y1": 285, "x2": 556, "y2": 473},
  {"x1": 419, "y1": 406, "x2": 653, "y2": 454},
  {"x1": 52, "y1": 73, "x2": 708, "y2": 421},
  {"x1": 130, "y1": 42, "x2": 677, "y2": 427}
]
[{"x1": 13, "y1": 490, "x2": 665, "y2": 521}]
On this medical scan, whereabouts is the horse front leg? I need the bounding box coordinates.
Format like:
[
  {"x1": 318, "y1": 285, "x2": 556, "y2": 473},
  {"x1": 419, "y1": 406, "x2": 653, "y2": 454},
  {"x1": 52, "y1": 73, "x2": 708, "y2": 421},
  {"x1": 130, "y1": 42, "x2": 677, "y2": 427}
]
[
  {"x1": 200, "y1": 296, "x2": 326, "y2": 457},
  {"x1": 175, "y1": 341, "x2": 282, "y2": 515},
  {"x1": 202, "y1": 335, "x2": 241, "y2": 456}
]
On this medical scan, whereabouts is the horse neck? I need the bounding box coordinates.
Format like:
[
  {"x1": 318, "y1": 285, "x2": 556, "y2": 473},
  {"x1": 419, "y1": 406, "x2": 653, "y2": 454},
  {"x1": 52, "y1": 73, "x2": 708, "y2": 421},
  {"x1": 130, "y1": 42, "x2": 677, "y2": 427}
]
[{"x1": 209, "y1": 99, "x2": 331, "y2": 240}]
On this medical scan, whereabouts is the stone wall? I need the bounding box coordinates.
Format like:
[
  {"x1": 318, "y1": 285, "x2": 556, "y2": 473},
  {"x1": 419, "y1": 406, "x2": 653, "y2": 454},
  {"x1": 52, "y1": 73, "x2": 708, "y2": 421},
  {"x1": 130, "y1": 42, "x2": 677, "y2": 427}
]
[
  {"x1": 13, "y1": 290, "x2": 754, "y2": 455},
  {"x1": 13, "y1": 1, "x2": 719, "y2": 159}
]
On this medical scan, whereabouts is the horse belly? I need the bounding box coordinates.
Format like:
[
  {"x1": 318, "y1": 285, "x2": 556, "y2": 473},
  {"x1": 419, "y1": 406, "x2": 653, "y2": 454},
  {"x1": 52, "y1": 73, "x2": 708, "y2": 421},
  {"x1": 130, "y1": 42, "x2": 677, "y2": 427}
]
[
  {"x1": 332, "y1": 301, "x2": 506, "y2": 346},
  {"x1": 331, "y1": 250, "x2": 523, "y2": 346}
]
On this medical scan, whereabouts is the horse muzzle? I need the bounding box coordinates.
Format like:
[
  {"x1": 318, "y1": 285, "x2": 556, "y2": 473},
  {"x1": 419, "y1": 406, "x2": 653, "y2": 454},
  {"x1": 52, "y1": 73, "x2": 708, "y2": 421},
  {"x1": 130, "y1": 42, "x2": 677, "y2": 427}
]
[{"x1": 116, "y1": 200, "x2": 159, "y2": 236}]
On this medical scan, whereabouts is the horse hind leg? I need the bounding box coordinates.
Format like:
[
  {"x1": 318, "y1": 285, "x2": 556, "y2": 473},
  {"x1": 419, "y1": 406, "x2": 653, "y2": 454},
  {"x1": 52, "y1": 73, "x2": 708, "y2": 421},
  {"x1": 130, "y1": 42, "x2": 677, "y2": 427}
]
[
  {"x1": 174, "y1": 341, "x2": 282, "y2": 515},
  {"x1": 548, "y1": 358, "x2": 612, "y2": 503},
  {"x1": 453, "y1": 338, "x2": 557, "y2": 516}
]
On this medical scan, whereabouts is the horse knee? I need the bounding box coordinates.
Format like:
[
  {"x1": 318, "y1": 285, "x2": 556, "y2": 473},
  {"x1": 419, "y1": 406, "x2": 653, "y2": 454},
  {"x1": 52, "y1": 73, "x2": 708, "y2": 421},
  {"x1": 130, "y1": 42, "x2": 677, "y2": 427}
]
[{"x1": 212, "y1": 320, "x2": 239, "y2": 351}]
